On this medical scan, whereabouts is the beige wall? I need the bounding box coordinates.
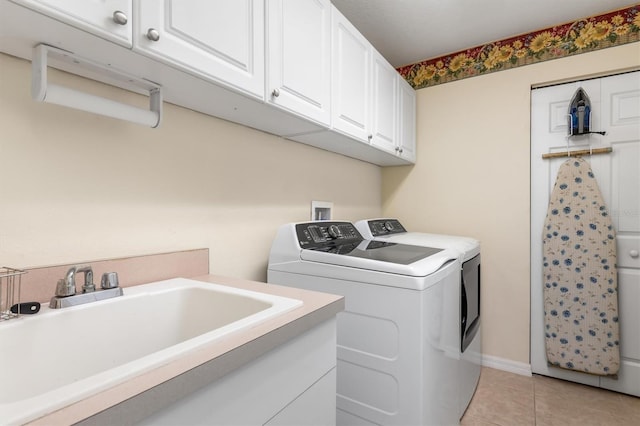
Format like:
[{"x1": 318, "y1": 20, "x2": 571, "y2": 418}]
[
  {"x1": 3, "y1": 42, "x2": 638, "y2": 366},
  {"x1": 382, "y1": 43, "x2": 640, "y2": 365},
  {"x1": 0, "y1": 53, "x2": 381, "y2": 281}
]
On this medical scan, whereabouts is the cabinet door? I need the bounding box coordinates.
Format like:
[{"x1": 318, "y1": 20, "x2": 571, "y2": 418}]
[
  {"x1": 134, "y1": 0, "x2": 264, "y2": 98},
  {"x1": 397, "y1": 77, "x2": 416, "y2": 162},
  {"x1": 370, "y1": 49, "x2": 398, "y2": 154},
  {"x1": 267, "y1": 0, "x2": 331, "y2": 126},
  {"x1": 265, "y1": 369, "x2": 336, "y2": 426},
  {"x1": 11, "y1": 0, "x2": 132, "y2": 47},
  {"x1": 331, "y1": 5, "x2": 370, "y2": 143}
]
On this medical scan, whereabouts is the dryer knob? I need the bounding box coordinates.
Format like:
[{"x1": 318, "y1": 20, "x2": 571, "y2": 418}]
[{"x1": 328, "y1": 225, "x2": 342, "y2": 238}]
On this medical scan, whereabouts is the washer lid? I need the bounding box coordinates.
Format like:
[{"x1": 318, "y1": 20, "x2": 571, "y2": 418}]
[
  {"x1": 371, "y1": 233, "x2": 481, "y2": 260},
  {"x1": 300, "y1": 240, "x2": 458, "y2": 276}
]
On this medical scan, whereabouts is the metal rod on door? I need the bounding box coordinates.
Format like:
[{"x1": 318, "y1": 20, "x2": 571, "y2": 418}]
[{"x1": 541, "y1": 147, "x2": 612, "y2": 159}]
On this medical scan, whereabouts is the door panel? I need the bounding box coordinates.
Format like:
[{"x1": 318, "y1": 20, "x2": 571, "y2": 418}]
[
  {"x1": 398, "y1": 78, "x2": 416, "y2": 162},
  {"x1": 331, "y1": 6, "x2": 370, "y2": 142},
  {"x1": 600, "y1": 269, "x2": 640, "y2": 395},
  {"x1": 370, "y1": 49, "x2": 397, "y2": 153},
  {"x1": 168, "y1": 2, "x2": 252, "y2": 65},
  {"x1": 135, "y1": 0, "x2": 264, "y2": 98},
  {"x1": 266, "y1": 0, "x2": 331, "y2": 126},
  {"x1": 12, "y1": 0, "x2": 132, "y2": 46}
]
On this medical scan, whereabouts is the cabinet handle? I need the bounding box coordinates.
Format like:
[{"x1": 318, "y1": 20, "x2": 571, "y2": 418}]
[
  {"x1": 630, "y1": 250, "x2": 639, "y2": 259},
  {"x1": 368, "y1": 135, "x2": 372, "y2": 141},
  {"x1": 112, "y1": 10, "x2": 128, "y2": 25},
  {"x1": 146, "y1": 28, "x2": 160, "y2": 42},
  {"x1": 271, "y1": 88, "x2": 280, "y2": 98},
  {"x1": 395, "y1": 146, "x2": 399, "y2": 152},
  {"x1": 399, "y1": 148, "x2": 404, "y2": 154}
]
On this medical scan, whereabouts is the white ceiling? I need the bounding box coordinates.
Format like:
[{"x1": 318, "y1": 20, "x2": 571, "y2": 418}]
[{"x1": 332, "y1": 0, "x2": 638, "y2": 67}]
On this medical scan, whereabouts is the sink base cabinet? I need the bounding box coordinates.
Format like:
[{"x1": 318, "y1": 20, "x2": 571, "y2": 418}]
[
  {"x1": 265, "y1": 368, "x2": 336, "y2": 426},
  {"x1": 80, "y1": 318, "x2": 337, "y2": 426}
]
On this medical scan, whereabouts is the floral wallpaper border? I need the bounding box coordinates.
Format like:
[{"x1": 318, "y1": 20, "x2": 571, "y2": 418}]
[{"x1": 397, "y1": 5, "x2": 640, "y2": 89}]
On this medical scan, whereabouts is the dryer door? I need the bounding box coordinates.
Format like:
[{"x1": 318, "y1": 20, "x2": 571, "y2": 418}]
[{"x1": 461, "y1": 254, "x2": 480, "y2": 352}]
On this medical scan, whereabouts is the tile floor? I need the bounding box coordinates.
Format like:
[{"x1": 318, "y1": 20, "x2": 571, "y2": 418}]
[{"x1": 461, "y1": 367, "x2": 640, "y2": 426}]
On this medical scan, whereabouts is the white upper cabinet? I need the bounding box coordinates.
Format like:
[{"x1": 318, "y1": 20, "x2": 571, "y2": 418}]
[
  {"x1": 134, "y1": 0, "x2": 265, "y2": 99},
  {"x1": 397, "y1": 77, "x2": 417, "y2": 162},
  {"x1": 266, "y1": 0, "x2": 331, "y2": 127},
  {"x1": 10, "y1": 0, "x2": 133, "y2": 47},
  {"x1": 331, "y1": 7, "x2": 370, "y2": 142},
  {"x1": 331, "y1": 5, "x2": 414, "y2": 162},
  {"x1": 370, "y1": 48, "x2": 398, "y2": 154},
  {"x1": 2, "y1": 0, "x2": 416, "y2": 165}
]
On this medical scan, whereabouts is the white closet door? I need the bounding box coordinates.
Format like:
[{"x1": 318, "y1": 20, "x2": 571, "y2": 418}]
[
  {"x1": 530, "y1": 71, "x2": 640, "y2": 396},
  {"x1": 598, "y1": 72, "x2": 640, "y2": 396}
]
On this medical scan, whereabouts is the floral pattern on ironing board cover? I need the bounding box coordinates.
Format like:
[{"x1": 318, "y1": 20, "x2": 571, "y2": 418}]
[{"x1": 542, "y1": 157, "x2": 620, "y2": 375}]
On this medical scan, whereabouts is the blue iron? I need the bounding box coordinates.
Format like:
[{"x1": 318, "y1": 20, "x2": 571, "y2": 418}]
[{"x1": 568, "y1": 87, "x2": 606, "y2": 136}]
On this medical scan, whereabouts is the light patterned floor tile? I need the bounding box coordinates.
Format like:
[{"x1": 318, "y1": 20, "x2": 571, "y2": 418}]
[{"x1": 460, "y1": 367, "x2": 640, "y2": 426}]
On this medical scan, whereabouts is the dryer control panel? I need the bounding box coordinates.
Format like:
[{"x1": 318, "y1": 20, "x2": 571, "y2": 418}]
[
  {"x1": 296, "y1": 221, "x2": 363, "y2": 249},
  {"x1": 368, "y1": 219, "x2": 407, "y2": 236}
]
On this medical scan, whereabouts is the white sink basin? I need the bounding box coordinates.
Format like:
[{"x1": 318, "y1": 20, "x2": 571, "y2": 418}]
[{"x1": 0, "y1": 278, "x2": 302, "y2": 425}]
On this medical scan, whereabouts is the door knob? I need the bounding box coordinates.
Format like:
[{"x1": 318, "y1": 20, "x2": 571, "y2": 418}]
[
  {"x1": 146, "y1": 28, "x2": 160, "y2": 42},
  {"x1": 112, "y1": 10, "x2": 128, "y2": 25},
  {"x1": 271, "y1": 88, "x2": 280, "y2": 98}
]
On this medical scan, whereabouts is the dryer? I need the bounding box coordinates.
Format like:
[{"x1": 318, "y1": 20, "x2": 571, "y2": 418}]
[
  {"x1": 268, "y1": 221, "x2": 463, "y2": 426},
  {"x1": 355, "y1": 218, "x2": 482, "y2": 419}
]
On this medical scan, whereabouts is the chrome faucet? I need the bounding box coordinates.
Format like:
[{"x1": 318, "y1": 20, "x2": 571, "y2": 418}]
[
  {"x1": 77, "y1": 265, "x2": 95, "y2": 293},
  {"x1": 51, "y1": 265, "x2": 123, "y2": 309}
]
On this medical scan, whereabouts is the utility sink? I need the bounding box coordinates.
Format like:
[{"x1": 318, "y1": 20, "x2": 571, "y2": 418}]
[{"x1": 0, "y1": 278, "x2": 302, "y2": 425}]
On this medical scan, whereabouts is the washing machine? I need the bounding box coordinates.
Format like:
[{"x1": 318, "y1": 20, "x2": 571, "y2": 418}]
[
  {"x1": 268, "y1": 221, "x2": 464, "y2": 426},
  {"x1": 355, "y1": 218, "x2": 482, "y2": 419}
]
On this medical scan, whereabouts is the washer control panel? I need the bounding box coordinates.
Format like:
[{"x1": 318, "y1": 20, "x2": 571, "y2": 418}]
[
  {"x1": 368, "y1": 219, "x2": 407, "y2": 236},
  {"x1": 296, "y1": 221, "x2": 363, "y2": 249}
]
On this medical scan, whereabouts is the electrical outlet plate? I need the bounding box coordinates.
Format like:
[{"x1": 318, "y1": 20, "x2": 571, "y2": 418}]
[{"x1": 311, "y1": 201, "x2": 333, "y2": 221}]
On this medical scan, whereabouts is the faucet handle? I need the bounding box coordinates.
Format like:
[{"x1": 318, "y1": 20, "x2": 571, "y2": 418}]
[
  {"x1": 101, "y1": 272, "x2": 119, "y2": 289},
  {"x1": 55, "y1": 278, "x2": 76, "y2": 297},
  {"x1": 55, "y1": 266, "x2": 77, "y2": 297}
]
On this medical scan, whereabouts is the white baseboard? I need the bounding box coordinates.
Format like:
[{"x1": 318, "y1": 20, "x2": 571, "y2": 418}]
[{"x1": 481, "y1": 354, "x2": 533, "y2": 377}]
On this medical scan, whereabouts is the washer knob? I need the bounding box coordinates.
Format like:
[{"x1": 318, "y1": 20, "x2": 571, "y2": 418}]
[
  {"x1": 328, "y1": 225, "x2": 342, "y2": 238},
  {"x1": 384, "y1": 221, "x2": 395, "y2": 231}
]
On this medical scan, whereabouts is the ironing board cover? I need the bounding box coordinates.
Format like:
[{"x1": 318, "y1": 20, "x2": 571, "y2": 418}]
[{"x1": 542, "y1": 157, "x2": 620, "y2": 375}]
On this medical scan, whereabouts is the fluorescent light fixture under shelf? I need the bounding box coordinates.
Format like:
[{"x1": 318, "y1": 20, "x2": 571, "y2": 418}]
[{"x1": 31, "y1": 44, "x2": 162, "y2": 128}]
